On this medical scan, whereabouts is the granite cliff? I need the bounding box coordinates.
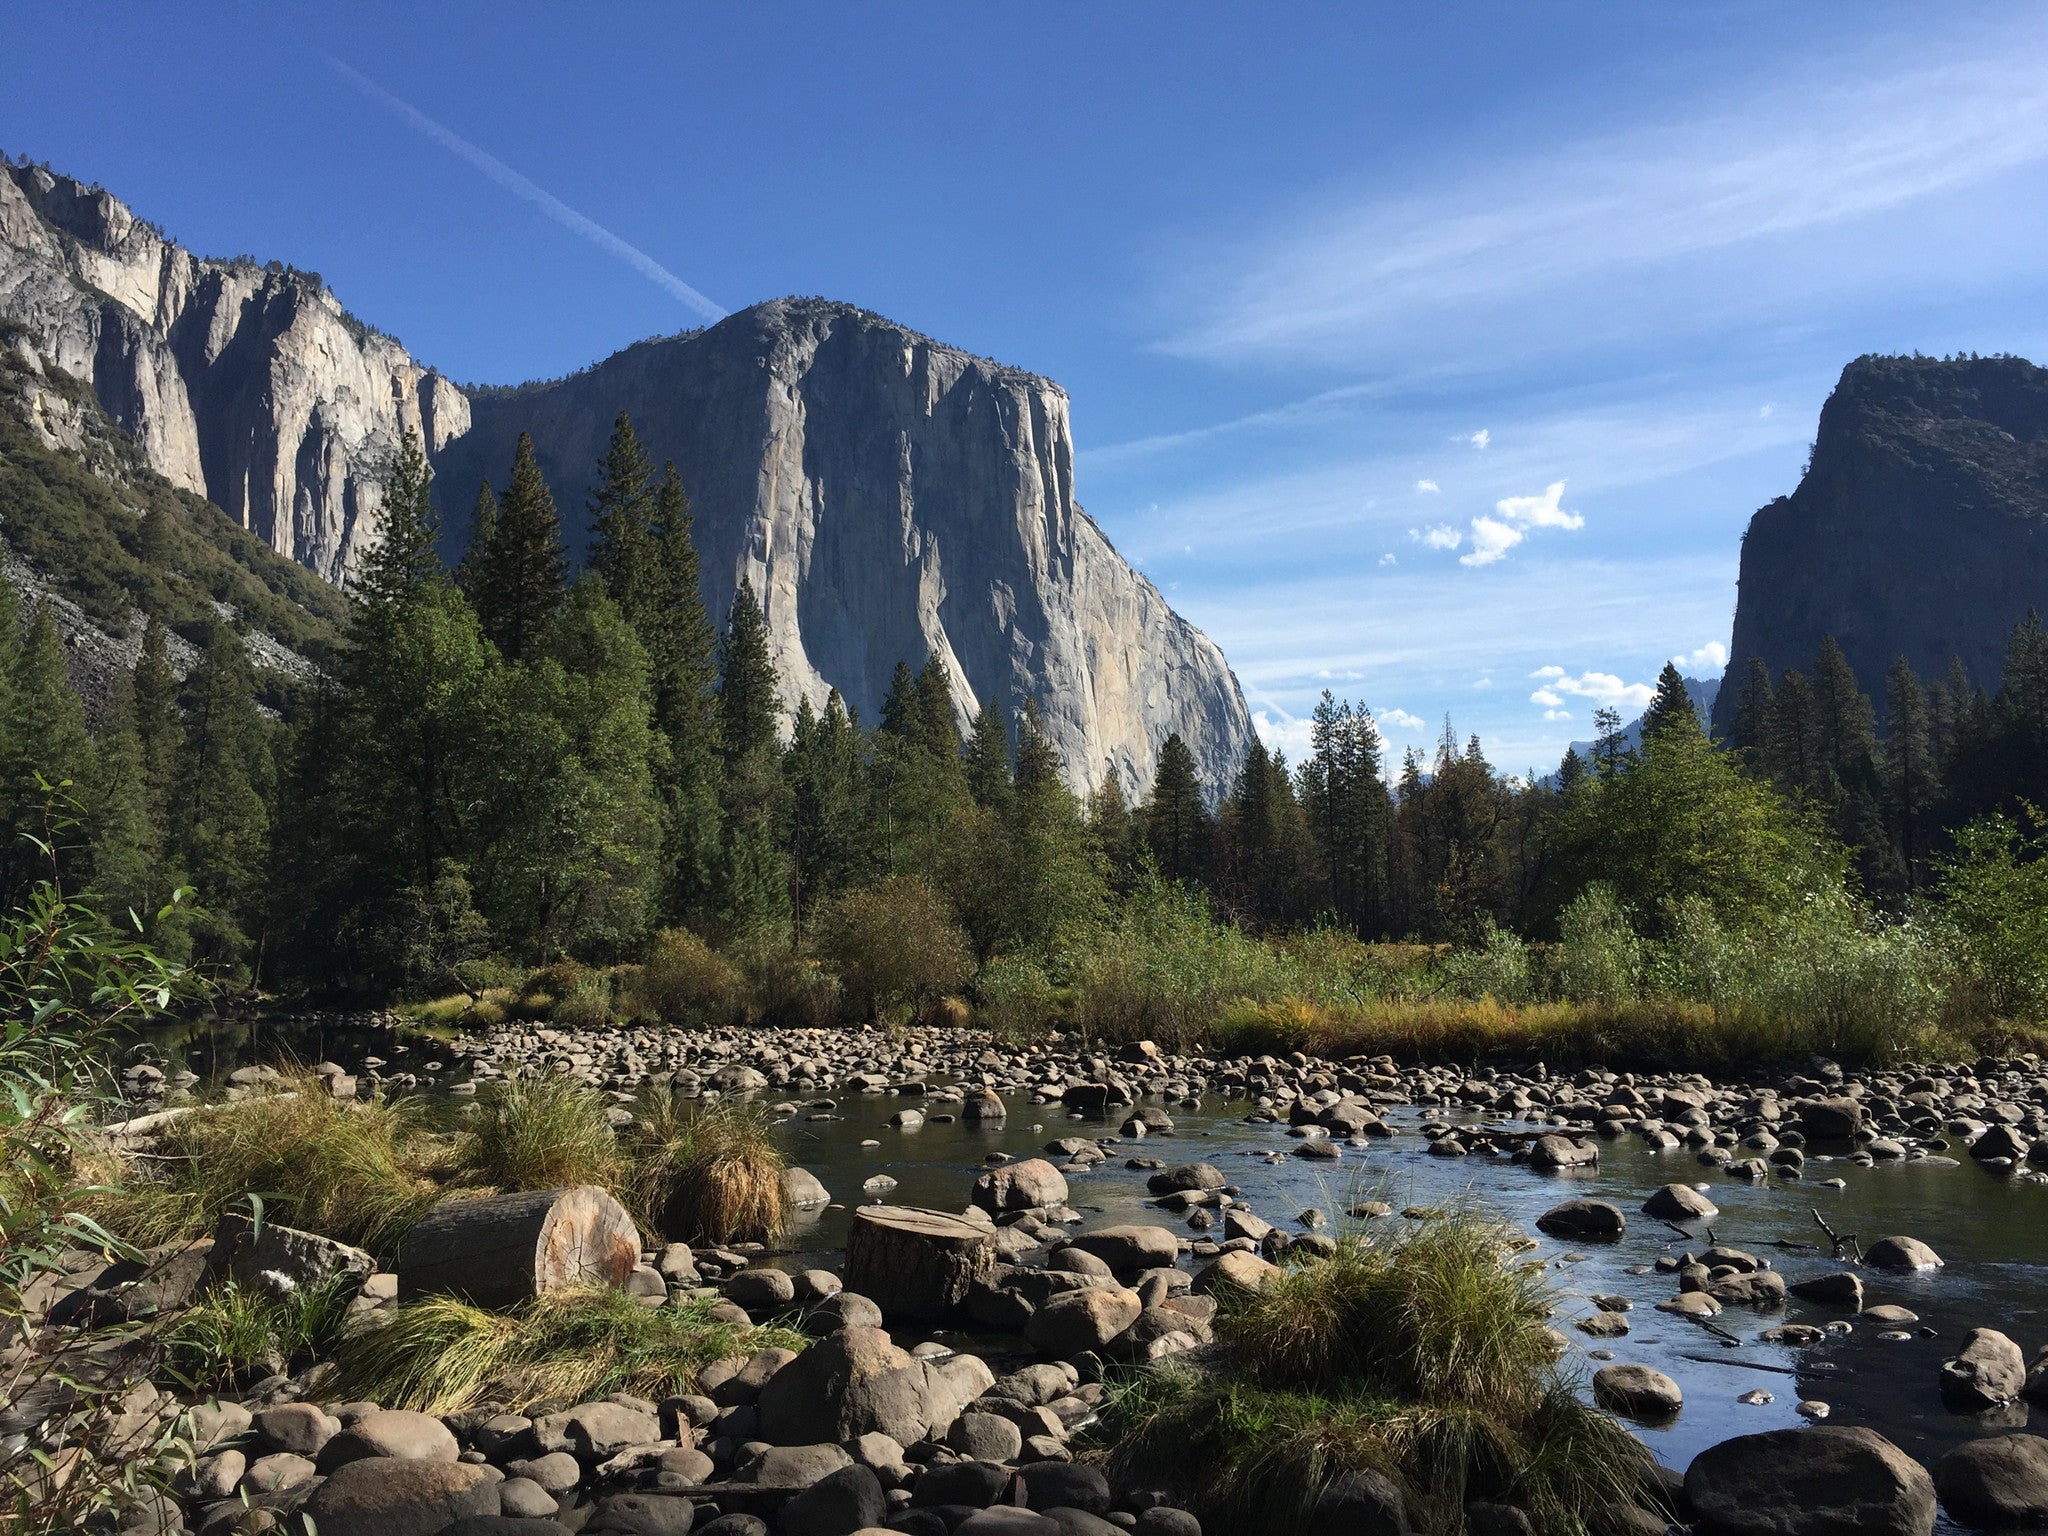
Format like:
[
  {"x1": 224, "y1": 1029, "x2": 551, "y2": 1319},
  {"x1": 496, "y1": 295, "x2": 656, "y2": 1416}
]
[
  {"x1": 0, "y1": 161, "x2": 1251, "y2": 794},
  {"x1": 0, "y1": 161, "x2": 467, "y2": 581},
  {"x1": 1717, "y1": 354, "x2": 2048, "y2": 729},
  {"x1": 439, "y1": 299, "x2": 1252, "y2": 794}
]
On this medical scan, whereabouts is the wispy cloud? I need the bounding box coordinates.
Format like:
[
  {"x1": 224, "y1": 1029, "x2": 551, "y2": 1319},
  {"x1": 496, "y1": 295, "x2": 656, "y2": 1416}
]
[
  {"x1": 1415, "y1": 478, "x2": 1440, "y2": 494},
  {"x1": 1468, "y1": 429, "x2": 1490, "y2": 450},
  {"x1": 1379, "y1": 708, "x2": 1425, "y2": 731},
  {"x1": 1414, "y1": 525, "x2": 1462, "y2": 551},
  {"x1": 328, "y1": 58, "x2": 725, "y2": 323},
  {"x1": 1164, "y1": 25, "x2": 2048, "y2": 367}
]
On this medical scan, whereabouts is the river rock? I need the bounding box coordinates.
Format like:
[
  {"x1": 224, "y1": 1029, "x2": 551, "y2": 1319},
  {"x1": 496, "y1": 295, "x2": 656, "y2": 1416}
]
[
  {"x1": 1065, "y1": 1225, "x2": 1179, "y2": 1275},
  {"x1": 1146, "y1": 1163, "x2": 1226, "y2": 1194},
  {"x1": 1788, "y1": 1271, "x2": 1863, "y2": 1308},
  {"x1": 1709, "y1": 1271, "x2": 1787, "y2": 1308},
  {"x1": 724, "y1": 1268, "x2": 798, "y2": 1314},
  {"x1": 1017, "y1": 1462, "x2": 1113, "y2": 1515},
  {"x1": 972, "y1": 1159, "x2": 1070, "y2": 1214},
  {"x1": 784, "y1": 1168, "x2": 832, "y2": 1208},
  {"x1": 1799, "y1": 1097, "x2": 1866, "y2": 1139},
  {"x1": 1642, "y1": 1184, "x2": 1719, "y2": 1222},
  {"x1": 1684, "y1": 1426, "x2": 1935, "y2": 1536},
  {"x1": 1535, "y1": 1199, "x2": 1625, "y2": 1241},
  {"x1": 757, "y1": 1325, "x2": 988, "y2": 1446},
  {"x1": 1025, "y1": 1287, "x2": 1142, "y2": 1356},
  {"x1": 1864, "y1": 1236, "x2": 1944, "y2": 1273},
  {"x1": 1933, "y1": 1433, "x2": 2048, "y2": 1529},
  {"x1": 1941, "y1": 1328, "x2": 2027, "y2": 1410},
  {"x1": 1528, "y1": 1134, "x2": 1598, "y2": 1170},
  {"x1": 212, "y1": 1214, "x2": 375, "y2": 1300},
  {"x1": 1593, "y1": 1365, "x2": 1682, "y2": 1419},
  {"x1": 299, "y1": 1458, "x2": 500, "y2": 1536},
  {"x1": 255, "y1": 1403, "x2": 341, "y2": 1458},
  {"x1": 1193, "y1": 1250, "x2": 1283, "y2": 1295},
  {"x1": 1306, "y1": 1468, "x2": 1415, "y2": 1536},
  {"x1": 781, "y1": 1463, "x2": 887, "y2": 1536},
  {"x1": 317, "y1": 1408, "x2": 459, "y2": 1470}
]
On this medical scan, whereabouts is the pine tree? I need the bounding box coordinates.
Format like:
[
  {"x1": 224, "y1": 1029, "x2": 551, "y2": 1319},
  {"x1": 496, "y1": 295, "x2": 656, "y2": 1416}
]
[
  {"x1": 1725, "y1": 659, "x2": 1775, "y2": 774},
  {"x1": 86, "y1": 675, "x2": 165, "y2": 932},
  {"x1": 1810, "y1": 635, "x2": 1891, "y2": 890},
  {"x1": 1591, "y1": 706, "x2": 1630, "y2": 779},
  {"x1": 1012, "y1": 701, "x2": 1061, "y2": 797},
  {"x1": 1881, "y1": 656, "x2": 1938, "y2": 889},
  {"x1": 1556, "y1": 746, "x2": 1588, "y2": 794},
  {"x1": 456, "y1": 477, "x2": 498, "y2": 600},
  {"x1": 1142, "y1": 733, "x2": 1213, "y2": 887},
  {"x1": 712, "y1": 578, "x2": 788, "y2": 934},
  {"x1": 643, "y1": 463, "x2": 723, "y2": 921},
  {"x1": 786, "y1": 689, "x2": 870, "y2": 932},
  {"x1": 356, "y1": 430, "x2": 441, "y2": 609},
  {"x1": 1301, "y1": 693, "x2": 1389, "y2": 934},
  {"x1": 1, "y1": 605, "x2": 95, "y2": 893},
  {"x1": 475, "y1": 433, "x2": 566, "y2": 662},
  {"x1": 964, "y1": 701, "x2": 1013, "y2": 812},
  {"x1": 177, "y1": 624, "x2": 272, "y2": 968},
  {"x1": 1766, "y1": 669, "x2": 1819, "y2": 796},
  {"x1": 913, "y1": 658, "x2": 963, "y2": 761},
  {"x1": 716, "y1": 579, "x2": 780, "y2": 768},
  {"x1": 587, "y1": 412, "x2": 656, "y2": 617},
  {"x1": 1085, "y1": 771, "x2": 1144, "y2": 894},
  {"x1": 1641, "y1": 662, "x2": 1699, "y2": 739}
]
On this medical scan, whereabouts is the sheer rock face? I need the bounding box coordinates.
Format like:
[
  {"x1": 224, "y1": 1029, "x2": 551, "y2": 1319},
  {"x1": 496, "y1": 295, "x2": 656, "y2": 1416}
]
[
  {"x1": 0, "y1": 163, "x2": 467, "y2": 581},
  {"x1": 439, "y1": 298, "x2": 1252, "y2": 794},
  {"x1": 1717, "y1": 354, "x2": 2048, "y2": 728}
]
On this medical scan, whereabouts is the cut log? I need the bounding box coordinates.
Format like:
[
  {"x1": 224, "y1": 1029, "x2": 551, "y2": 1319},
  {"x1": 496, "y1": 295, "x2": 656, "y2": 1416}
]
[
  {"x1": 843, "y1": 1206, "x2": 996, "y2": 1320},
  {"x1": 396, "y1": 1185, "x2": 641, "y2": 1307}
]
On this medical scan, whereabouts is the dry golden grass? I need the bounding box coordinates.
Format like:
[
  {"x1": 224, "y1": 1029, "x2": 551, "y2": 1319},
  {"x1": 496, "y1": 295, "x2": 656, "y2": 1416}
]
[{"x1": 625, "y1": 1093, "x2": 787, "y2": 1246}]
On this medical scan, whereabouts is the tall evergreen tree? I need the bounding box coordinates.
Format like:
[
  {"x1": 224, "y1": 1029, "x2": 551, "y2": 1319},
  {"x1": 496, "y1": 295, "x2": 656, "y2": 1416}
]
[
  {"x1": 1766, "y1": 669, "x2": 1819, "y2": 796},
  {"x1": 1725, "y1": 658, "x2": 1775, "y2": 773},
  {"x1": 1142, "y1": 733, "x2": 1213, "y2": 887},
  {"x1": 587, "y1": 412, "x2": 656, "y2": 617},
  {"x1": 1085, "y1": 771, "x2": 1145, "y2": 895},
  {"x1": 474, "y1": 433, "x2": 566, "y2": 661},
  {"x1": 1301, "y1": 693, "x2": 1389, "y2": 934},
  {"x1": 1881, "y1": 656, "x2": 1938, "y2": 889},
  {"x1": 177, "y1": 624, "x2": 272, "y2": 969},
  {"x1": 85, "y1": 676, "x2": 165, "y2": 932},
  {"x1": 785, "y1": 690, "x2": 869, "y2": 932},
  {"x1": 964, "y1": 701, "x2": 1013, "y2": 813},
  {"x1": 1591, "y1": 706, "x2": 1630, "y2": 779},
  {"x1": 1641, "y1": 662, "x2": 1699, "y2": 739},
  {"x1": 2, "y1": 605, "x2": 94, "y2": 893},
  {"x1": 641, "y1": 463, "x2": 724, "y2": 921},
  {"x1": 357, "y1": 430, "x2": 441, "y2": 609},
  {"x1": 1810, "y1": 635, "x2": 1891, "y2": 890},
  {"x1": 712, "y1": 579, "x2": 788, "y2": 933},
  {"x1": 456, "y1": 478, "x2": 498, "y2": 600}
]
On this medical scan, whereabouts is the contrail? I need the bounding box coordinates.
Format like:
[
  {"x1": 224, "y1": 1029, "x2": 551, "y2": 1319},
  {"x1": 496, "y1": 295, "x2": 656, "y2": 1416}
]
[{"x1": 328, "y1": 57, "x2": 726, "y2": 323}]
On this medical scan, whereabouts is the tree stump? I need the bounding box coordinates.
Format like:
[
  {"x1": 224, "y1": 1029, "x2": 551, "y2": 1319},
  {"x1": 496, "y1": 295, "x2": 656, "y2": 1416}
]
[
  {"x1": 396, "y1": 1186, "x2": 641, "y2": 1307},
  {"x1": 844, "y1": 1206, "x2": 996, "y2": 1320}
]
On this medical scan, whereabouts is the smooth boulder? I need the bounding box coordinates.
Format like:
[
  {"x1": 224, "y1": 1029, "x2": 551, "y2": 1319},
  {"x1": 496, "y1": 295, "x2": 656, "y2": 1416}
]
[
  {"x1": 1684, "y1": 1426, "x2": 1935, "y2": 1536},
  {"x1": 1934, "y1": 1434, "x2": 2048, "y2": 1530},
  {"x1": 1940, "y1": 1329, "x2": 2027, "y2": 1411},
  {"x1": 299, "y1": 1458, "x2": 500, "y2": 1536}
]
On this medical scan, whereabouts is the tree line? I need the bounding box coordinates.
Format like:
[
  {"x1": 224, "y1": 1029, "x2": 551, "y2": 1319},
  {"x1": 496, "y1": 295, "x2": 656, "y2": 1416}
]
[{"x1": 3, "y1": 409, "x2": 2043, "y2": 998}]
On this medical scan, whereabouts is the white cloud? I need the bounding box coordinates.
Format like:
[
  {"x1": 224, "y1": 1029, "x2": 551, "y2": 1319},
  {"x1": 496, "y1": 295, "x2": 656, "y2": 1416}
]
[
  {"x1": 1673, "y1": 640, "x2": 1730, "y2": 673},
  {"x1": 1379, "y1": 707, "x2": 1425, "y2": 730},
  {"x1": 1496, "y1": 480, "x2": 1584, "y2": 531},
  {"x1": 1528, "y1": 666, "x2": 1655, "y2": 710},
  {"x1": 1378, "y1": 552, "x2": 1397, "y2": 566},
  {"x1": 1252, "y1": 709, "x2": 1316, "y2": 760},
  {"x1": 1414, "y1": 525, "x2": 1463, "y2": 550},
  {"x1": 1473, "y1": 676, "x2": 1493, "y2": 689},
  {"x1": 1469, "y1": 429, "x2": 1491, "y2": 450},
  {"x1": 1543, "y1": 708, "x2": 1572, "y2": 721},
  {"x1": 1759, "y1": 403, "x2": 1775, "y2": 418},
  {"x1": 1415, "y1": 478, "x2": 1440, "y2": 494},
  {"x1": 1460, "y1": 515, "x2": 1523, "y2": 567}
]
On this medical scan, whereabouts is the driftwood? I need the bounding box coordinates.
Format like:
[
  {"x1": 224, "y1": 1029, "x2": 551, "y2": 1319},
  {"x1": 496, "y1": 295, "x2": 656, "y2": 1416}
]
[
  {"x1": 844, "y1": 1205, "x2": 996, "y2": 1319},
  {"x1": 396, "y1": 1185, "x2": 641, "y2": 1308}
]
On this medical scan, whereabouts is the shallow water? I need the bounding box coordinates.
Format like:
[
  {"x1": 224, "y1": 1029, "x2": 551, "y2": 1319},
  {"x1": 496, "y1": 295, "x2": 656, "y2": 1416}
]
[
  {"x1": 125, "y1": 1022, "x2": 2048, "y2": 1508},
  {"x1": 769, "y1": 1087, "x2": 2048, "y2": 1487}
]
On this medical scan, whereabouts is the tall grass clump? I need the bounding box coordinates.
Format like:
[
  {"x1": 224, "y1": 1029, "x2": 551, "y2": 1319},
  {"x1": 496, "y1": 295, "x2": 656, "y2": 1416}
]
[
  {"x1": 97, "y1": 1079, "x2": 442, "y2": 1255},
  {"x1": 333, "y1": 1287, "x2": 803, "y2": 1414},
  {"x1": 1103, "y1": 1207, "x2": 1653, "y2": 1535},
  {"x1": 459, "y1": 1073, "x2": 622, "y2": 1193},
  {"x1": 163, "y1": 1275, "x2": 358, "y2": 1392},
  {"x1": 625, "y1": 1093, "x2": 786, "y2": 1245}
]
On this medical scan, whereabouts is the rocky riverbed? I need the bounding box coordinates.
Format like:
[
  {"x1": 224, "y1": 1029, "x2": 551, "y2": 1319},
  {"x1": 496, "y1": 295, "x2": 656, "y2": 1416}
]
[{"x1": 98, "y1": 1019, "x2": 2048, "y2": 1534}]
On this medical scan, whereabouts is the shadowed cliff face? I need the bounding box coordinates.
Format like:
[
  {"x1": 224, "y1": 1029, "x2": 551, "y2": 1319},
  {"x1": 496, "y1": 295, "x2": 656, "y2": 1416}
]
[
  {"x1": 1717, "y1": 354, "x2": 2048, "y2": 727},
  {"x1": 438, "y1": 299, "x2": 1253, "y2": 796},
  {"x1": 0, "y1": 163, "x2": 466, "y2": 580}
]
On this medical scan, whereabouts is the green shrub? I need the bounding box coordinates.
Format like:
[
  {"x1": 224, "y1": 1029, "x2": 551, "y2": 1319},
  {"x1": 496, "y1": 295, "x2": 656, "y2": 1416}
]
[
  {"x1": 732, "y1": 938, "x2": 840, "y2": 1028},
  {"x1": 975, "y1": 955, "x2": 1057, "y2": 1038},
  {"x1": 813, "y1": 876, "x2": 974, "y2": 1021},
  {"x1": 1936, "y1": 812, "x2": 2048, "y2": 1021},
  {"x1": 633, "y1": 928, "x2": 752, "y2": 1025},
  {"x1": 164, "y1": 1275, "x2": 358, "y2": 1392},
  {"x1": 553, "y1": 969, "x2": 618, "y2": 1029},
  {"x1": 1435, "y1": 923, "x2": 1534, "y2": 1005},
  {"x1": 1553, "y1": 884, "x2": 1642, "y2": 1005},
  {"x1": 1069, "y1": 882, "x2": 1291, "y2": 1047}
]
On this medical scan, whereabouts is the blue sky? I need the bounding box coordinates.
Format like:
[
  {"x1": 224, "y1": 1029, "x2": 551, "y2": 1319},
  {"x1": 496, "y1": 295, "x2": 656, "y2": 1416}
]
[{"x1": 7, "y1": 3, "x2": 2048, "y2": 773}]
